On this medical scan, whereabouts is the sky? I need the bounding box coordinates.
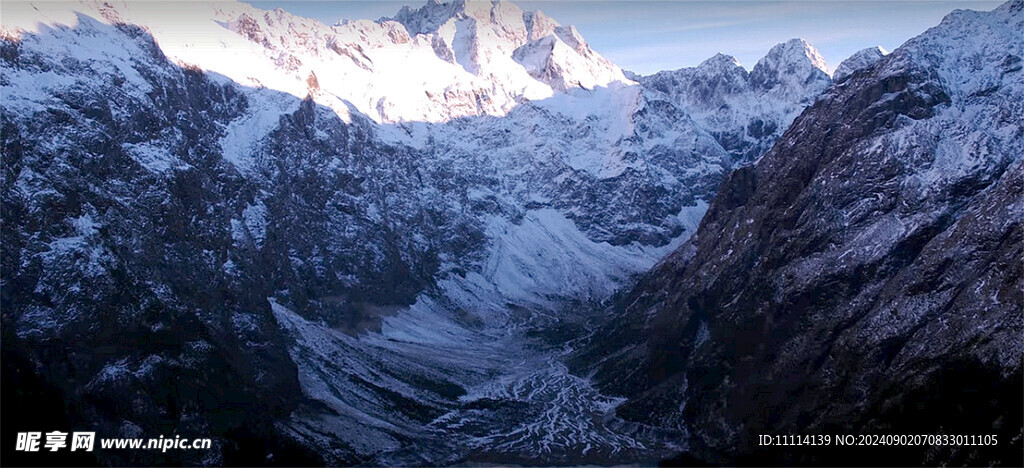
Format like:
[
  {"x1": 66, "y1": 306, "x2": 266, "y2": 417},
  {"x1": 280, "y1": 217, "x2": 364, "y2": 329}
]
[{"x1": 245, "y1": 0, "x2": 1004, "y2": 74}]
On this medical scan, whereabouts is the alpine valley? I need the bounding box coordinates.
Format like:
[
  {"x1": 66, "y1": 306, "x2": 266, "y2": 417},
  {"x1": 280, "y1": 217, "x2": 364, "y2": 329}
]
[{"x1": 1, "y1": 0, "x2": 1021, "y2": 466}]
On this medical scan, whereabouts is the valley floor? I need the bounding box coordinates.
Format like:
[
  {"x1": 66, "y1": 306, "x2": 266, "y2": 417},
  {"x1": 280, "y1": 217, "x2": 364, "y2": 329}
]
[{"x1": 272, "y1": 298, "x2": 685, "y2": 466}]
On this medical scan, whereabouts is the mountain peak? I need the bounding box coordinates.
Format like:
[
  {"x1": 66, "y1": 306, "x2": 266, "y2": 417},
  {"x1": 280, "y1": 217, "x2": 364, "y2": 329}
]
[
  {"x1": 389, "y1": 0, "x2": 567, "y2": 46},
  {"x1": 761, "y1": 38, "x2": 829, "y2": 73},
  {"x1": 833, "y1": 46, "x2": 887, "y2": 81},
  {"x1": 749, "y1": 38, "x2": 831, "y2": 95},
  {"x1": 387, "y1": 0, "x2": 626, "y2": 92},
  {"x1": 391, "y1": 0, "x2": 529, "y2": 36},
  {"x1": 697, "y1": 53, "x2": 743, "y2": 70},
  {"x1": 522, "y1": 9, "x2": 559, "y2": 40}
]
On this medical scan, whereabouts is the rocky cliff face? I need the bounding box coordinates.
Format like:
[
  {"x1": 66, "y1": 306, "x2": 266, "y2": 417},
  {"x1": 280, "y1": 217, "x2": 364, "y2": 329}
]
[
  {"x1": 577, "y1": 2, "x2": 1024, "y2": 465},
  {"x1": 0, "y1": 18, "x2": 306, "y2": 465}
]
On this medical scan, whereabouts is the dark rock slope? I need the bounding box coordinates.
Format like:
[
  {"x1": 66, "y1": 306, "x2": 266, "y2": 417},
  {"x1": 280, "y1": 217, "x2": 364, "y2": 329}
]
[
  {"x1": 0, "y1": 21, "x2": 321, "y2": 465},
  {"x1": 576, "y1": 2, "x2": 1023, "y2": 466}
]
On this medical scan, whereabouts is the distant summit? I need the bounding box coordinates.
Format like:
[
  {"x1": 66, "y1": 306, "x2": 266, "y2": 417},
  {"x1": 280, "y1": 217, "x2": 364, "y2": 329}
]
[{"x1": 749, "y1": 38, "x2": 831, "y2": 97}]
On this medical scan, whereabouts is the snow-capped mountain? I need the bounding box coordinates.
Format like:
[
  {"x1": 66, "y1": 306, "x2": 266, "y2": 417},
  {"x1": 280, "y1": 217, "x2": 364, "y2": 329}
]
[
  {"x1": 577, "y1": 1, "x2": 1023, "y2": 465},
  {"x1": 3, "y1": 0, "x2": 982, "y2": 465},
  {"x1": 635, "y1": 38, "x2": 832, "y2": 163}
]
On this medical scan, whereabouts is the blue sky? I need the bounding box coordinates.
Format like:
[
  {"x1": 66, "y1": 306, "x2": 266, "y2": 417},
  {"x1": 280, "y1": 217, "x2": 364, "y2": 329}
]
[{"x1": 245, "y1": 1, "x2": 1003, "y2": 74}]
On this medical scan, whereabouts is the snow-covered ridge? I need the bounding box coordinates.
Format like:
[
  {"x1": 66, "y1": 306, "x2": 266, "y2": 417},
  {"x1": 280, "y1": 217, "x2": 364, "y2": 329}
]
[
  {"x1": 895, "y1": 0, "x2": 1023, "y2": 99},
  {"x1": 1, "y1": 0, "x2": 628, "y2": 124},
  {"x1": 633, "y1": 37, "x2": 832, "y2": 163},
  {"x1": 833, "y1": 46, "x2": 887, "y2": 82}
]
